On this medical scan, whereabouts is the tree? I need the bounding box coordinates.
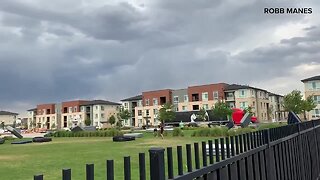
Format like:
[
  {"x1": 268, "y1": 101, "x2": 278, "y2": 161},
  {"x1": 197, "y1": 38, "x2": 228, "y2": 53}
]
[
  {"x1": 302, "y1": 96, "x2": 317, "y2": 120},
  {"x1": 212, "y1": 101, "x2": 233, "y2": 120},
  {"x1": 158, "y1": 103, "x2": 176, "y2": 124},
  {"x1": 109, "y1": 115, "x2": 116, "y2": 126},
  {"x1": 198, "y1": 107, "x2": 208, "y2": 121},
  {"x1": 282, "y1": 90, "x2": 316, "y2": 120},
  {"x1": 243, "y1": 106, "x2": 253, "y2": 115},
  {"x1": 51, "y1": 123, "x2": 56, "y2": 129},
  {"x1": 117, "y1": 107, "x2": 131, "y2": 127},
  {"x1": 85, "y1": 118, "x2": 91, "y2": 126}
]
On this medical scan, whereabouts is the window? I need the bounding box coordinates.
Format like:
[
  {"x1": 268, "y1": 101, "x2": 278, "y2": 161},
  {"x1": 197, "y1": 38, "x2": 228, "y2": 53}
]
[
  {"x1": 124, "y1": 103, "x2": 128, "y2": 108},
  {"x1": 313, "y1": 96, "x2": 320, "y2": 104},
  {"x1": 182, "y1": 106, "x2": 187, "y2": 111},
  {"x1": 312, "y1": 82, "x2": 317, "y2": 89},
  {"x1": 173, "y1": 96, "x2": 179, "y2": 104},
  {"x1": 79, "y1": 115, "x2": 82, "y2": 119},
  {"x1": 192, "y1": 94, "x2": 199, "y2": 101},
  {"x1": 138, "y1": 100, "x2": 142, "y2": 107},
  {"x1": 213, "y1": 91, "x2": 219, "y2": 100},
  {"x1": 175, "y1": 107, "x2": 179, "y2": 111},
  {"x1": 101, "y1": 114, "x2": 104, "y2": 118},
  {"x1": 138, "y1": 110, "x2": 142, "y2": 116},
  {"x1": 146, "y1": 110, "x2": 150, "y2": 116},
  {"x1": 153, "y1": 98, "x2": 158, "y2": 106},
  {"x1": 153, "y1": 109, "x2": 158, "y2": 115},
  {"x1": 193, "y1": 105, "x2": 199, "y2": 110},
  {"x1": 313, "y1": 109, "x2": 320, "y2": 118},
  {"x1": 202, "y1": 92, "x2": 208, "y2": 101},
  {"x1": 101, "y1": 106, "x2": 104, "y2": 111},
  {"x1": 81, "y1": 106, "x2": 85, "y2": 112},
  {"x1": 184, "y1": 95, "x2": 189, "y2": 102},
  {"x1": 95, "y1": 106, "x2": 98, "y2": 110},
  {"x1": 240, "y1": 90, "x2": 246, "y2": 98},
  {"x1": 95, "y1": 114, "x2": 98, "y2": 119},
  {"x1": 203, "y1": 104, "x2": 209, "y2": 110},
  {"x1": 74, "y1": 106, "x2": 77, "y2": 112},
  {"x1": 240, "y1": 102, "x2": 248, "y2": 109},
  {"x1": 145, "y1": 99, "x2": 149, "y2": 106},
  {"x1": 69, "y1": 107, "x2": 73, "y2": 113}
]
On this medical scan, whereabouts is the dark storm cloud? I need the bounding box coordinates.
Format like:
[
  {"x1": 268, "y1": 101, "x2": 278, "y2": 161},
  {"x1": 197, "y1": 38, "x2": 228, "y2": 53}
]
[{"x1": 0, "y1": 0, "x2": 319, "y2": 114}]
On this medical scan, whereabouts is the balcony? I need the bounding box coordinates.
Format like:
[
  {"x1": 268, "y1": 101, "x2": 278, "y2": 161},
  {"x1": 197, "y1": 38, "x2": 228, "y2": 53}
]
[{"x1": 226, "y1": 96, "x2": 235, "y2": 101}]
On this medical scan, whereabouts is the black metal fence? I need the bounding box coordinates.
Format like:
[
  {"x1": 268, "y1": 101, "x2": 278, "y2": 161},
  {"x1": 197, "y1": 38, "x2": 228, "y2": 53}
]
[{"x1": 34, "y1": 120, "x2": 320, "y2": 180}]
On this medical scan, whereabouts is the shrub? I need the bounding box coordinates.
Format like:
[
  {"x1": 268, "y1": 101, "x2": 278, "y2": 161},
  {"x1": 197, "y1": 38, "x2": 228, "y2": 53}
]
[
  {"x1": 52, "y1": 129, "x2": 124, "y2": 137},
  {"x1": 191, "y1": 127, "x2": 228, "y2": 137},
  {"x1": 172, "y1": 128, "x2": 184, "y2": 137},
  {"x1": 256, "y1": 123, "x2": 286, "y2": 131}
]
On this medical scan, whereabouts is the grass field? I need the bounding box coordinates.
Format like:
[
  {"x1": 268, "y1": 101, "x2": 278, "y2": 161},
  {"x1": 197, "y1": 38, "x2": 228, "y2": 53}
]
[{"x1": 0, "y1": 132, "x2": 213, "y2": 180}]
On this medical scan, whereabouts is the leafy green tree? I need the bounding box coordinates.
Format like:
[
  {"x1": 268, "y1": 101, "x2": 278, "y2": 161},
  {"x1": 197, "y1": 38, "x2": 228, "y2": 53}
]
[
  {"x1": 282, "y1": 90, "x2": 316, "y2": 120},
  {"x1": 243, "y1": 106, "x2": 253, "y2": 115},
  {"x1": 158, "y1": 103, "x2": 176, "y2": 124},
  {"x1": 109, "y1": 115, "x2": 116, "y2": 126},
  {"x1": 302, "y1": 96, "x2": 317, "y2": 120},
  {"x1": 117, "y1": 107, "x2": 131, "y2": 127},
  {"x1": 212, "y1": 101, "x2": 233, "y2": 120},
  {"x1": 198, "y1": 107, "x2": 208, "y2": 121},
  {"x1": 85, "y1": 118, "x2": 91, "y2": 126},
  {"x1": 51, "y1": 123, "x2": 56, "y2": 129}
]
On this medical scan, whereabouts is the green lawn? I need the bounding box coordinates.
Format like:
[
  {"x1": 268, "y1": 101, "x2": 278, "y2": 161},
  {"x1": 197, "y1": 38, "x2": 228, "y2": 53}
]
[{"x1": 0, "y1": 132, "x2": 213, "y2": 180}]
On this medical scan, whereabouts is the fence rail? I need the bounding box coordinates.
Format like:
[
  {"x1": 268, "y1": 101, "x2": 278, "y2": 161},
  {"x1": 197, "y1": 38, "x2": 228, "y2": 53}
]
[{"x1": 34, "y1": 120, "x2": 320, "y2": 180}]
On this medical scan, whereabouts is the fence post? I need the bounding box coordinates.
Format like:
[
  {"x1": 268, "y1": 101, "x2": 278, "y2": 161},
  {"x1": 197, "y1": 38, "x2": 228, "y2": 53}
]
[
  {"x1": 86, "y1": 164, "x2": 94, "y2": 180},
  {"x1": 34, "y1": 174, "x2": 43, "y2": 180},
  {"x1": 149, "y1": 147, "x2": 165, "y2": 180},
  {"x1": 106, "y1": 160, "x2": 114, "y2": 180},
  {"x1": 297, "y1": 123, "x2": 306, "y2": 180},
  {"x1": 62, "y1": 169, "x2": 71, "y2": 180}
]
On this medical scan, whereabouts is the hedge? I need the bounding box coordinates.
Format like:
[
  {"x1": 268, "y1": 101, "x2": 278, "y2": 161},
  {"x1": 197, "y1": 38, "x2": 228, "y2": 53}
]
[{"x1": 52, "y1": 129, "x2": 123, "y2": 137}]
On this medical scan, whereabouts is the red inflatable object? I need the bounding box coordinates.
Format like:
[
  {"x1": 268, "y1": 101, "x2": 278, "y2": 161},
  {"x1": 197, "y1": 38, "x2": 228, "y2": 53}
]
[{"x1": 231, "y1": 108, "x2": 258, "y2": 124}]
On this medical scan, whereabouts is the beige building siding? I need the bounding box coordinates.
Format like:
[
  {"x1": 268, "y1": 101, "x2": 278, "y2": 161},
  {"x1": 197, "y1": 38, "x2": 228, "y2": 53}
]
[
  {"x1": 0, "y1": 114, "x2": 17, "y2": 126},
  {"x1": 304, "y1": 80, "x2": 320, "y2": 120},
  {"x1": 134, "y1": 105, "x2": 161, "y2": 127},
  {"x1": 36, "y1": 114, "x2": 57, "y2": 129},
  {"x1": 61, "y1": 112, "x2": 86, "y2": 128}
]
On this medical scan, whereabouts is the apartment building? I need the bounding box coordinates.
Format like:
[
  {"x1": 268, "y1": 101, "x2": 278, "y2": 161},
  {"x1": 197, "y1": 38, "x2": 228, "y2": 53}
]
[
  {"x1": 120, "y1": 95, "x2": 142, "y2": 127},
  {"x1": 80, "y1": 100, "x2": 121, "y2": 128},
  {"x1": 30, "y1": 99, "x2": 120, "y2": 130},
  {"x1": 27, "y1": 108, "x2": 37, "y2": 129},
  {"x1": 269, "y1": 93, "x2": 287, "y2": 121},
  {"x1": 187, "y1": 83, "x2": 228, "y2": 111},
  {"x1": 35, "y1": 103, "x2": 60, "y2": 129},
  {"x1": 0, "y1": 111, "x2": 18, "y2": 126},
  {"x1": 301, "y1": 75, "x2": 320, "y2": 120},
  {"x1": 224, "y1": 84, "x2": 271, "y2": 122},
  {"x1": 61, "y1": 100, "x2": 88, "y2": 128},
  {"x1": 134, "y1": 89, "x2": 172, "y2": 127}
]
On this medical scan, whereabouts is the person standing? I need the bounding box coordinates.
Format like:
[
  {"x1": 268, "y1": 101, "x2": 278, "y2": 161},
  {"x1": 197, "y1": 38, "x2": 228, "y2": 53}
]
[{"x1": 160, "y1": 123, "x2": 164, "y2": 139}]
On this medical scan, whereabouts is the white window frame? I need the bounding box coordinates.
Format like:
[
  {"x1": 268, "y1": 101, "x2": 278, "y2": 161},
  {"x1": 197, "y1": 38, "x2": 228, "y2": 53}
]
[
  {"x1": 145, "y1": 99, "x2": 149, "y2": 106},
  {"x1": 153, "y1": 98, "x2": 158, "y2": 106},
  {"x1": 184, "y1": 95, "x2": 189, "y2": 102},
  {"x1": 173, "y1": 96, "x2": 179, "y2": 104},
  {"x1": 213, "y1": 91, "x2": 219, "y2": 100},
  {"x1": 202, "y1": 92, "x2": 208, "y2": 101}
]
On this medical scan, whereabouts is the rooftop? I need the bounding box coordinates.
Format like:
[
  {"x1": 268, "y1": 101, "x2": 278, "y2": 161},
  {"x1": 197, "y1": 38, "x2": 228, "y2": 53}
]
[
  {"x1": 301, "y1": 75, "x2": 320, "y2": 82},
  {"x1": 81, "y1": 100, "x2": 121, "y2": 106},
  {"x1": 0, "y1": 111, "x2": 18, "y2": 116},
  {"x1": 121, "y1": 95, "x2": 142, "y2": 101},
  {"x1": 225, "y1": 84, "x2": 268, "y2": 92}
]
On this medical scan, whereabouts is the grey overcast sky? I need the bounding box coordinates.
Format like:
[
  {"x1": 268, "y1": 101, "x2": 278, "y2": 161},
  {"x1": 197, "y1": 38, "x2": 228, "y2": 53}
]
[{"x1": 0, "y1": 0, "x2": 320, "y2": 115}]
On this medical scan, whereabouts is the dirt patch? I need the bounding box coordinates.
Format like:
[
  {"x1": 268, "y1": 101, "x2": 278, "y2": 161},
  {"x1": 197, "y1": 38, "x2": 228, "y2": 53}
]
[{"x1": 0, "y1": 155, "x2": 27, "y2": 161}]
